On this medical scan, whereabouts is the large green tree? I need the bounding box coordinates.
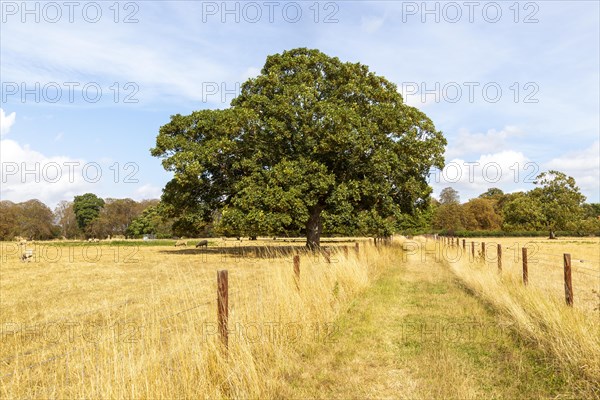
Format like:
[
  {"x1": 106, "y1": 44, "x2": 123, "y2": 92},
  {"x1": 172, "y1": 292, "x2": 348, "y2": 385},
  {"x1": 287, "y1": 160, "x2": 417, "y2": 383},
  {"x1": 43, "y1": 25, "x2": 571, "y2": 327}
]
[
  {"x1": 531, "y1": 170, "x2": 585, "y2": 238},
  {"x1": 501, "y1": 192, "x2": 545, "y2": 231},
  {"x1": 73, "y1": 193, "x2": 105, "y2": 236},
  {"x1": 127, "y1": 202, "x2": 173, "y2": 238},
  {"x1": 152, "y1": 48, "x2": 446, "y2": 248}
]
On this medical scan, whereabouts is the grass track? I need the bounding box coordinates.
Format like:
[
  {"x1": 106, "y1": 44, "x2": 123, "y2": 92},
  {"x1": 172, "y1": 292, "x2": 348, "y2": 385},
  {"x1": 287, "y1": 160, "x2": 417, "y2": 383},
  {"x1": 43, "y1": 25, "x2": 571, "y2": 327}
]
[{"x1": 280, "y1": 244, "x2": 595, "y2": 399}]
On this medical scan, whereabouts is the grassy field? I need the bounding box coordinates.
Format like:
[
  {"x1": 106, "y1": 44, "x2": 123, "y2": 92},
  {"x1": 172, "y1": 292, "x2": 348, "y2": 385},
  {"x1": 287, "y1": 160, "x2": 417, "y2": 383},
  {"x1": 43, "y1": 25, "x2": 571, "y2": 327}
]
[
  {"x1": 0, "y1": 238, "x2": 386, "y2": 398},
  {"x1": 280, "y1": 238, "x2": 598, "y2": 399},
  {"x1": 438, "y1": 236, "x2": 600, "y2": 389},
  {"x1": 0, "y1": 236, "x2": 598, "y2": 398}
]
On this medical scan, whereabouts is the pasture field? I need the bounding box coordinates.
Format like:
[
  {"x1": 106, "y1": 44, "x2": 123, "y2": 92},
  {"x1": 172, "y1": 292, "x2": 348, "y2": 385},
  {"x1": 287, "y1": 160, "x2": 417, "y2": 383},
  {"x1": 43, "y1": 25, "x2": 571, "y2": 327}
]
[
  {"x1": 435, "y1": 236, "x2": 600, "y2": 387},
  {"x1": 0, "y1": 238, "x2": 388, "y2": 398},
  {"x1": 0, "y1": 236, "x2": 598, "y2": 398}
]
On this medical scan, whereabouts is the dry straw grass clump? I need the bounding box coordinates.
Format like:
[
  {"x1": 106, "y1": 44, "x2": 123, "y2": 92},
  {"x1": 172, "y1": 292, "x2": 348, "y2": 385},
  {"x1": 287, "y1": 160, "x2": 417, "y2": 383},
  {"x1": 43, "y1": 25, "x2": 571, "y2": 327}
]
[
  {"x1": 0, "y1": 239, "x2": 396, "y2": 398},
  {"x1": 440, "y1": 236, "x2": 600, "y2": 392}
]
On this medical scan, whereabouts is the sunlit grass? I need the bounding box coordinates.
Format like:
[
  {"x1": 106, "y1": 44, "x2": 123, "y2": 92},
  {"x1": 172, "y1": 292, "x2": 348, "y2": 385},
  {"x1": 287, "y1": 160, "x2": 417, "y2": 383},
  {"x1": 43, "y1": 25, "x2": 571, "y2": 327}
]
[
  {"x1": 0, "y1": 238, "x2": 386, "y2": 398},
  {"x1": 438, "y1": 236, "x2": 600, "y2": 389}
]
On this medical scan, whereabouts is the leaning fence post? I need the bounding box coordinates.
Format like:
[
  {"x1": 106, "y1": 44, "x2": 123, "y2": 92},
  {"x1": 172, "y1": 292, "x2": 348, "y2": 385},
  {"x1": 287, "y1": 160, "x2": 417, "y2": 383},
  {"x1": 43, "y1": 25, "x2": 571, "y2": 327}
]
[
  {"x1": 522, "y1": 247, "x2": 528, "y2": 285},
  {"x1": 217, "y1": 270, "x2": 229, "y2": 350},
  {"x1": 342, "y1": 246, "x2": 348, "y2": 258},
  {"x1": 293, "y1": 255, "x2": 300, "y2": 289},
  {"x1": 563, "y1": 253, "x2": 573, "y2": 306},
  {"x1": 497, "y1": 244, "x2": 502, "y2": 272}
]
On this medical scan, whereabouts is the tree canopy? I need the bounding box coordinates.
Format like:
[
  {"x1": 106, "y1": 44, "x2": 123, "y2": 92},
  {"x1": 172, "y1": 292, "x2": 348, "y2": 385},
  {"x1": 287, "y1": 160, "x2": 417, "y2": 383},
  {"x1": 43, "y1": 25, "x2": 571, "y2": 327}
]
[
  {"x1": 531, "y1": 170, "x2": 585, "y2": 237},
  {"x1": 73, "y1": 193, "x2": 106, "y2": 236},
  {"x1": 151, "y1": 48, "x2": 446, "y2": 248}
]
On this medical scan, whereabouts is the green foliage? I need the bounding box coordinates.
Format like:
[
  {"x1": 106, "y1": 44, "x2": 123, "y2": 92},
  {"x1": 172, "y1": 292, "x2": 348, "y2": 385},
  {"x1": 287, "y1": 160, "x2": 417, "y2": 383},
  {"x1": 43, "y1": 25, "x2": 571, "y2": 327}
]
[
  {"x1": 501, "y1": 192, "x2": 545, "y2": 232},
  {"x1": 582, "y1": 203, "x2": 600, "y2": 219},
  {"x1": 152, "y1": 48, "x2": 446, "y2": 247},
  {"x1": 461, "y1": 198, "x2": 502, "y2": 230},
  {"x1": 126, "y1": 203, "x2": 173, "y2": 238},
  {"x1": 432, "y1": 203, "x2": 463, "y2": 232},
  {"x1": 479, "y1": 188, "x2": 504, "y2": 199},
  {"x1": 531, "y1": 171, "x2": 585, "y2": 233},
  {"x1": 73, "y1": 193, "x2": 105, "y2": 235}
]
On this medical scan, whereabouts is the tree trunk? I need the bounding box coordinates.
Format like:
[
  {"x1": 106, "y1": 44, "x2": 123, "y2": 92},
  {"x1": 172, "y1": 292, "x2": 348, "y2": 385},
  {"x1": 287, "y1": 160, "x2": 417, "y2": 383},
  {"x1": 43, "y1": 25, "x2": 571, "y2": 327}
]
[
  {"x1": 549, "y1": 230, "x2": 557, "y2": 239},
  {"x1": 305, "y1": 206, "x2": 323, "y2": 250}
]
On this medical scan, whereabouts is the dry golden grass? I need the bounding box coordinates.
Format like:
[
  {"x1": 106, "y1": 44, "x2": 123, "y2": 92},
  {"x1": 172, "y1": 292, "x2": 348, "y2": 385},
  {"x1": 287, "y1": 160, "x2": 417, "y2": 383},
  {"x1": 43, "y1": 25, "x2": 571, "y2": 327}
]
[
  {"x1": 437, "y1": 236, "x2": 600, "y2": 389},
  {"x1": 0, "y1": 238, "x2": 388, "y2": 398}
]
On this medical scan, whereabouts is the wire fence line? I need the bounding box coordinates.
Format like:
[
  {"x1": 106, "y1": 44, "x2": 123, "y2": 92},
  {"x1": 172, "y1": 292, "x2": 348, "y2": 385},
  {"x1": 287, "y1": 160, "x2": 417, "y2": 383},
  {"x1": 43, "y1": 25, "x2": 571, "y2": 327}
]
[
  {"x1": 437, "y1": 235, "x2": 600, "y2": 309},
  {"x1": 0, "y1": 267, "x2": 265, "y2": 381}
]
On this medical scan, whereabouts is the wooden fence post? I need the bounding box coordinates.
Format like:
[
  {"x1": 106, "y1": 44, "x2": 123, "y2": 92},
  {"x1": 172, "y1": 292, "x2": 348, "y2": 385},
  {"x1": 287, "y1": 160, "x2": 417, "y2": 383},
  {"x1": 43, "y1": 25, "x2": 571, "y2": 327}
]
[
  {"x1": 481, "y1": 242, "x2": 486, "y2": 260},
  {"x1": 563, "y1": 253, "x2": 573, "y2": 306},
  {"x1": 355, "y1": 242, "x2": 360, "y2": 256},
  {"x1": 217, "y1": 270, "x2": 229, "y2": 349},
  {"x1": 471, "y1": 241, "x2": 475, "y2": 259},
  {"x1": 324, "y1": 248, "x2": 331, "y2": 264},
  {"x1": 462, "y1": 239, "x2": 466, "y2": 250},
  {"x1": 522, "y1": 247, "x2": 528, "y2": 285},
  {"x1": 343, "y1": 246, "x2": 348, "y2": 258},
  {"x1": 497, "y1": 244, "x2": 502, "y2": 272},
  {"x1": 293, "y1": 255, "x2": 300, "y2": 290}
]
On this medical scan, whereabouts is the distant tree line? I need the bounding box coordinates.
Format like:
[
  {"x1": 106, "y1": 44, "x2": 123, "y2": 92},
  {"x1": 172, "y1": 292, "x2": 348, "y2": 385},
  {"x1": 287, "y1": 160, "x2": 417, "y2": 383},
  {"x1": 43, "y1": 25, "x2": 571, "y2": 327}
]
[
  {"x1": 1, "y1": 171, "x2": 598, "y2": 241},
  {"x1": 430, "y1": 171, "x2": 600, "y2": 237},
  {"x1": 0, "y1": 195, "x2": 177, "y2": 241}
]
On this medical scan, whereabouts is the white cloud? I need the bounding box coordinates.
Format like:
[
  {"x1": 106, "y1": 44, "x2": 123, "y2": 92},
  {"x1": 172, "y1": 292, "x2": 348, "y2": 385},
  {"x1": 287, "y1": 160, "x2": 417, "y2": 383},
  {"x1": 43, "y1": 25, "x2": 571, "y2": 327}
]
[
  {"x1": 544, "y1": 140, "x2": 600, "y2": 200},
  {"x1": 134, "y1": 184, "x2": 163, "y2": 200},
  {"x1": 445, "y1": 126, "x2": 523, "y2": 159},
  {"x1": 1, "y1": 109, "x2": 16, "y2": 137},
  {"x1": 431, "y1": 150, "x2": 534, "y2": 201},
  {"x1": 0, "y1": 138, "x2": 92, "y2": 207},
  {"x1": 1, "y1": 112, "x2": 163, "y2": 207}
]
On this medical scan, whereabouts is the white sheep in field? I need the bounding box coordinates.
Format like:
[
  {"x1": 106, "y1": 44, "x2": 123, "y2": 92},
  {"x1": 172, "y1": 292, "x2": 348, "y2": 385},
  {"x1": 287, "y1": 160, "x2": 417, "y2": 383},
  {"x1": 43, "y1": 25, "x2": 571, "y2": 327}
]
[
  {"x1": 175, "y1": 240, "x2": 187, "y2": 247},
  {"x1": 21, "y1": 249, "x2": 33, "y2": 262}
]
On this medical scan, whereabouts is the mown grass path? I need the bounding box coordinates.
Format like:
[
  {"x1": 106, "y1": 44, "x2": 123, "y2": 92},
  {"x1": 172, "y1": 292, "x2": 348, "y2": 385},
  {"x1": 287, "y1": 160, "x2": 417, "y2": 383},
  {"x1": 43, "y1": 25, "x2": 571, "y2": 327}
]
[{"x1": 279, "y1": 248, "x2": 592, "y2": 399}]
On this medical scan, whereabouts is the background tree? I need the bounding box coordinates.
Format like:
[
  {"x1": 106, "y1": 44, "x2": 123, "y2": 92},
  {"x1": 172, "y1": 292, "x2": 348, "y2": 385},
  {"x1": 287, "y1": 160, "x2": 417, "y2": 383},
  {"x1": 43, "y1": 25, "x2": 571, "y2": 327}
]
[
  {"x1": 54, "y1": 201, "x2": 81, "y2": 239},
  {"x1": 73, "y1": 193, "x2": 105, "y2": 237},
  {"x1": 461, "y1": 198, "x2": 502, "y2": 230},
  {"x1": 439, "y1": 187, "x2": 460, "y2": 205},
  {"x1": 127, "y1": 202, "x2": 173, "y2": 238},
  {"x1": 152, "y1": 48, "x2": 446, "y2": 248},
  {"x1": 531, "y1": 171, "x2": 585, "y2": 238},
  {"x1": 582, "y1": 203, "x2": 600, "y2": 219},
  {"x1": 478, "y1": 187, "x2": 504, "y2": 200},
  {"x1": 0, "y1": 201, "x2": 20, "y2": 240},
  {"x1": 501, "y1": 192, "x2": 545, "y2": 231},
  {"x1": 91, "y1": 198, "x2": 143, "y2": 238},
  {"x1": 432, "y1": 187, "x2": 463, "y2": 232},
  {"x1": 16, "y1": 200, "x2": 57, "y2": 240}
]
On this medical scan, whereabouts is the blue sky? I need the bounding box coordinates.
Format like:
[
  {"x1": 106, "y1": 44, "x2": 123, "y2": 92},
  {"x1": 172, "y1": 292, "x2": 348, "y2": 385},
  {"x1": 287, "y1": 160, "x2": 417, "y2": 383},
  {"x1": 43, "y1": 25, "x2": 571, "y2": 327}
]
[{"x1": 1, "y1": 0, "x2": 599, "y2": 209}]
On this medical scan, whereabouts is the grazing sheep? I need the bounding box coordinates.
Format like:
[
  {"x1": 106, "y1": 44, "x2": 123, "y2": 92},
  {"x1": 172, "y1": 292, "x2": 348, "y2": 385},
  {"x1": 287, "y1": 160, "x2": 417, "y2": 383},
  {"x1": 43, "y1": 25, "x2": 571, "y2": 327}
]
[
  {"x1": 195, "y1": 240, "x2": 208, "y2": 248},
  {"x1": 175, "y1": 240, "x2": 187, "y2": 247},
  {"x1": 21, "y1": 249, "x2": 33, "y2": 262}
]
